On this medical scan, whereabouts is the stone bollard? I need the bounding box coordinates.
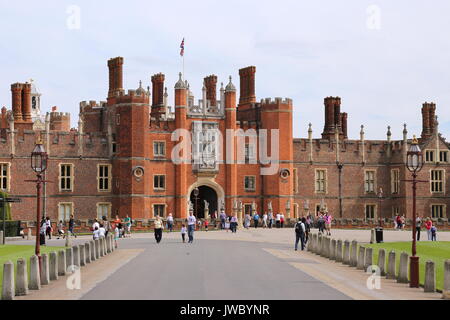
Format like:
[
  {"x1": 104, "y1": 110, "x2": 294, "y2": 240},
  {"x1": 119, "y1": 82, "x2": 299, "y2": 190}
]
[
  {"x1": 15, "y1": 258, "x2": 28, "y2": 296},
  {"x1": 29, "y1": 255, "x2": 41, "y2": 290},
  {"x1": 100, "y1": 238, "x2": 105, "y2": 257},
  {"x1": 73, "y1": 246, "x2": 80, "y2": 267},
  {"x1": 370, "y1": 229, "x2": 375, "y2": 244},
  {"x1": 317, "y1": 235, "x2": 322, "y2": 256},
  {"x1": 79, "y1": 244, "x2": 86, "y2": 266},
  {"x1": 311, "y1": 234, "x2": 317, "y2": 253},
  {"x1": 27, "y1": 228, "x2": 32, "y2": 240},
  {"x1": 322, "y1": 237, "x2": 329, "y2": 258},
  {"x1": 443, "y1": 260, "x2": 450, "y2": 300},
  {"x1": 90, "y1": 241, "x2": 96, "y2": 261},
  {"x1": 2, "y1": 261, "x2": 15, "y2": 300},
  {"x1": 397, "y1": 252, "x2": 409, "y2": 283},
  {"x1": 58, "y1": 250, "x2": 66, "y2": 276},
  {"x1": 343, "y1": 240, "x2": 351, "y2": 265},
  {"x1": 66, "y1": 247, "x2": 74, "y2": 273},
  {"x1": 424, "y1": 260, "x2": 436, "y2": 292},
  {"x1": 330, "y1": 239, "x2": 337, "y2": 261},
  {"x1": 357, "y1": 246, "x2": 366, "y2": 270},
  {"x1": 307, "y1": 234, "x2": 313, "y2": 252},
  {"x1": 49, "y1": 252, "x2": 58, "y2": 281},
  {"x1": 364, "y1": 247, "x2": 373, "y2": 270},
  {"x1": 104, "y1": 237, "x2": 108, "y2": 255},
  {"x1": 85, "y1": 242, "x2": 91, "y2": 264},
  {"x1": 386, "y1": 251, "x2": 396, "y2": 279},
  {"x1": 95, "y1": 239, "x2": 100, "y2": 259},
  {"x1": 110, "y1": 235, "x2": 115, "y2": 252},
  {"x1": 106, "y1": 235, "x2": 112, "y2": 254},
  {"x1": 336, "y1": 240, "x2": 343, "y2": 263},
  {"x1": 350, "y1": 240, "x2": 358, "y2": 267},
  {"x1": 377, "y1": 249, "x2": 386, "y2": 276},
  {"x1": 40, "y1": 254, "x2": 50, "y2": 285}
]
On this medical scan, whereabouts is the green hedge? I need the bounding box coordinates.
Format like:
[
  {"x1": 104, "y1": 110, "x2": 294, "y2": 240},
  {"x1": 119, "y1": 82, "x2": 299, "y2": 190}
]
[
  {"x1": 0, "y1": 191, "x2": 12, "y2": 221},
  {"x1": 0, "y1": 220, "x2": 21, "y2": 237}
]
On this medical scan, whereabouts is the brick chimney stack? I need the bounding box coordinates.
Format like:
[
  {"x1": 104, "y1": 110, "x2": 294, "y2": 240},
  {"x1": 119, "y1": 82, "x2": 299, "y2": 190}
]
[
  {"x1": 340, "y1": 112, "x2": 348, "y2": 139},
  {"x1": 151, "y1": 73, "x2": 165, "y2": 107},
  {"x1": 22, "y1": 82, "x2": 32, "y2": 122},
  {"x1": 322, "y1": 97, "x2": 342, "y2": 139},
  {"x1": 239, "y1": 66, "x2": 256, "y2": 105},
  {"x1": 11, "y1": 83, "x2": 23, "y2": 122},
  {"x1": 108, "y1": 57, "x2": 124, "y2": 98},
  {"x1": 421, "y1": 102, "x2": 436, "y2": 140},
  {"x1": 204, "y1": 75, "x2": 218, "y2": 107}
]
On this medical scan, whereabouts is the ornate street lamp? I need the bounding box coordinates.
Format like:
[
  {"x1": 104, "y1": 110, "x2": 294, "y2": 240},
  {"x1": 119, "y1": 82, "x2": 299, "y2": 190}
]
[
  {"x1": 405, "y1": 135, "x2": 424, "y2": 288},
  {"x1": 27, "y1": 139, "x2": 49, "y2": 263},
  {"x1": 377, "y1": 187, "x2": 384, "y2": 227},
  {"x1": 193, "y1": 187, "x2": 200, "y2": 218}
]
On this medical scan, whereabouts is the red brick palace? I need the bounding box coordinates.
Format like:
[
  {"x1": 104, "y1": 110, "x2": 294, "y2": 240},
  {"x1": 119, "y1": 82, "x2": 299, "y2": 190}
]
[{"x1": 0, "y1": 57, "x2": 449, "y2": 227}]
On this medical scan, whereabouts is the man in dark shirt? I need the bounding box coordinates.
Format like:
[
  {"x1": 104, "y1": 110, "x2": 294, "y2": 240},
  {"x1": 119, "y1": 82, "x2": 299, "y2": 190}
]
[{"x1": 68, "y1": 214, "x2": 77, "y2": 238}]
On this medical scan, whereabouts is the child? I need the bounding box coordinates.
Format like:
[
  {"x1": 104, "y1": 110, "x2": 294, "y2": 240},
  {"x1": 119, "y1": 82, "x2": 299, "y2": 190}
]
[
  {"x1": 99, "y1": 224, "x2": 106, "y2": 239},
  {"x1": 181, "y1": 224, "x2": 187, "y2": 243},
  {"x1": 57, "y1": 220, "x2": 65, "y2": 240},
  {"x1": 197, "y1": 219, "x2": 202, "y2": 231},
  {"x1": 204, "y1": 220, "x2": 209, "y2": 232},
  {"x1": 114, "y1": 224, "x2": 119, "y2": 248},
  {"x1": 93, "y1": 226, "x2": 100, "y2": 240},
  {"x1": 431, "y1": 225, "x2": 437, "y2": 241}
]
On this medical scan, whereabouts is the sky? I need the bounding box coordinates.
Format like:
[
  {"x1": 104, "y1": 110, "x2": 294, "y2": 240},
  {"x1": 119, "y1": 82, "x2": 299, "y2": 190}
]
[{"x1": 0, "y1": 0, "x2": 450, "y2": 141}]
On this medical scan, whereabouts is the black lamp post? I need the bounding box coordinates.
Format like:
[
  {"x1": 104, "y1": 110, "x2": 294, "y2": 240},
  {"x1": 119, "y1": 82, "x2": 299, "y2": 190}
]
[
  {"x1": 405, "y1": 136, "x2": 424, "y2": 288},
  {"x1": 28, "y1": 140, "x2": 48, "y2": 260},
  {"x1": 193, "y1": 187, "x2": 199, "y2": 218},
  {"x1": 378, "y1": 187, "x2": 383, "y2": 227}
]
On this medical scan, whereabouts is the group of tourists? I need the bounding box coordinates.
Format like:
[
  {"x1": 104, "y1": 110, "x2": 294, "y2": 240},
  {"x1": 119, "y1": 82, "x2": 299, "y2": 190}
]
[
  {"x1": 153, "y1": 211, "x2": 198, "y2": 244},
  {"x1": 415, "y1": 216, "x2": 438, "y2": 241}
]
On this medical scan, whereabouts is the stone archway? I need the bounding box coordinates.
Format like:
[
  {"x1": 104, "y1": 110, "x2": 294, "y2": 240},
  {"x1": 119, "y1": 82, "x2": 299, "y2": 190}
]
[
  {"x1": 190, "y1": 186, "x2": 217, "y2": 219},
  {"x1": 187, "y1": 179, "x2": 225, "y2": 219}
]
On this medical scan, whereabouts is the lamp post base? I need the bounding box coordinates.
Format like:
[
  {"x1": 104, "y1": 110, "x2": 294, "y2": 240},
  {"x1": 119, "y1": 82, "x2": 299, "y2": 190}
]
[{"x1": 410, "y1": 256, "x2": 420, "y2": 288}]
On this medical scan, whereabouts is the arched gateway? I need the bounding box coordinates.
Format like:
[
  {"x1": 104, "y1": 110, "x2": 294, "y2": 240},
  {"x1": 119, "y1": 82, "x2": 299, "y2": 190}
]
[{"x1": 187, "y1": 180, "x2": 224, "y2": 219}]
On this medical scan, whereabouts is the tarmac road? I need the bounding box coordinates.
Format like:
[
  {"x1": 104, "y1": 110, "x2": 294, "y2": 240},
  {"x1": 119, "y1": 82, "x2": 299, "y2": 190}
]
[{"x1": 80, "y1": 235, "x2": 350, "y2": 300}]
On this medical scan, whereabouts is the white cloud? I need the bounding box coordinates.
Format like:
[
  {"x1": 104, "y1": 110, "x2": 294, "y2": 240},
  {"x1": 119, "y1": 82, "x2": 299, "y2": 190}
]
[{"x1": 0, "y1": 0, "x2": 449, "y2": 141}]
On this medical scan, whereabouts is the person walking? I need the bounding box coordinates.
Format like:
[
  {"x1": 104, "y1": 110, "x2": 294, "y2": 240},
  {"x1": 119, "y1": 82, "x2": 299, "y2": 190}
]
[
  {"x1": 68, "y1": 214, "x2": 77, "y2": 238},
  {"x1": 57, "y1": 220, "x2": 65, "y2": 240},
  {"x1": 154, "y1": 215, "x2": 164, "y2": 244},
  {"x1": 294, "y1": 218, "x2": 306, "y2": 251},
  {"x1": 102, "y1": 216, "x2": 111, "y2": 238},
  {"x1": 425, "y1": 217, "x2": 433, "y2": 240},
  {"x1": 280, "y1": 213, "x2": 285, "y2": 228},
  {"x1": 187, "y1": 212, "x2": 196, "y2": 243},
  {"x1": 39, "y1": 218, "x2": 46, "y2": 245},
  {"x1": 275, "y1": 213, "x2": 281, "y2": 228},
  {"x1": 231, "y1": 215, "x2": 238, "y2": 233},
  {"x1": 416, "y1": 216, "x2": 422, "y2": 241},
  {"x1": 431, "y1": 225, "x2": 437, "y2": 241},
  {"x1": 244, "y1": 213, "x2": 251, "y2": 229},
  {"x1": 45, "y1": 216, "x2": 52, "y2": 240},
  {"x1": 268, "y1": 211, "x2": 273, "y2": 229},
  {"x1": 324, "y1": 212, "x2": 332, "y2": 236},
  {"x1": 92, "y1": 218, "x2": 100, "y2": 232},
  {"x1": 99, "y1": 224, "x2": 106, "y2": 239},
  {"x1": 114, "y1": 224, "x2": 119, "y2": 248},
  {"x1": 263, "y1": 212, "x2": 268, "y2": 228},
  {"x1": 124, "y1": 214, "x2": 132, "y2": 238},
  {"x1": 181, "y1": 224, "x2": 187, "y2": 243},
  {"x1": 167, "y1": 213, "x2": 174, "y2": 232},
  {"x1": 253, "y1": 213, "x2": 260, "y2": 229},
  {"x1": 220, "y1": 211, "x2": 226, "y2": 230},
  {"x1": 305, "y1": 216, "x2": 311, "y2": 244}
]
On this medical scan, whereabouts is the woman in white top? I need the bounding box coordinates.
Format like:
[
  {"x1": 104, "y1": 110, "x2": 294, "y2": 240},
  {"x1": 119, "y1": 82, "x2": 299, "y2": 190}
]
[
  {"x1": 263, "y1": 213, "x2": 268, "y2": 228},
  {"x1": 276, "y1": 213, "x2": 281, "y2": 228}
]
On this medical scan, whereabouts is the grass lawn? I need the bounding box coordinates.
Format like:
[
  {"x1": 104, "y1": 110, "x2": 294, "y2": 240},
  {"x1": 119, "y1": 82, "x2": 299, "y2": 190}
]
[
  {"x1": 0, "y1": 245, "x2": 65, "y2": 295},
  {"x1": 365, "y1": 241, "x2": 450, "y2": 291}
]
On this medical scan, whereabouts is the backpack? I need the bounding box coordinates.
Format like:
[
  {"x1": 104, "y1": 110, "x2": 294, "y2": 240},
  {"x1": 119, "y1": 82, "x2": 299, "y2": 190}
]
[{"x1": 295, "y1": 222, "x2": 304, "y2": 234}]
